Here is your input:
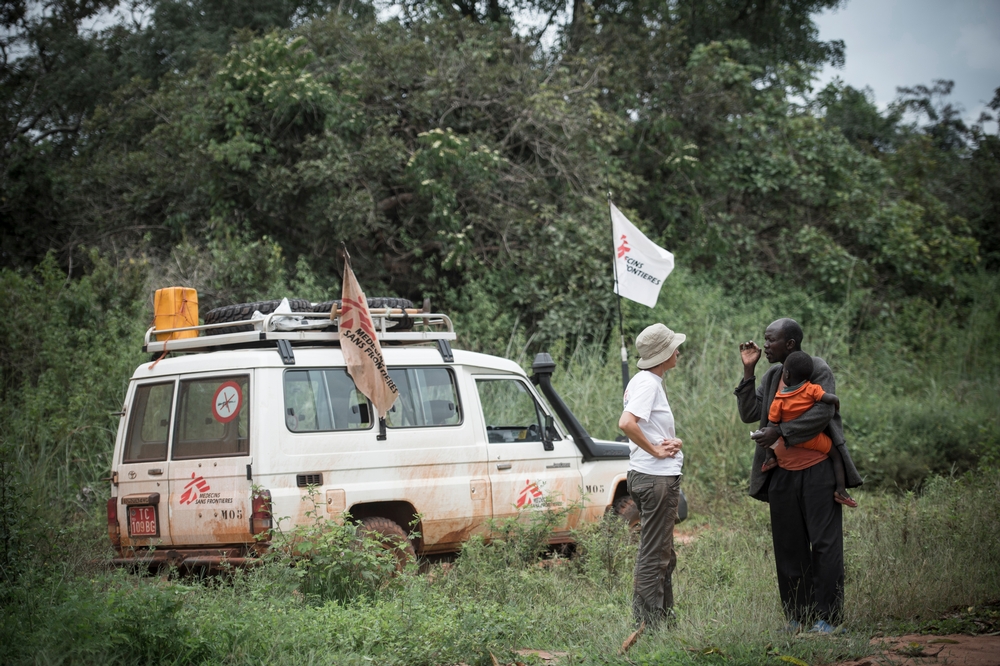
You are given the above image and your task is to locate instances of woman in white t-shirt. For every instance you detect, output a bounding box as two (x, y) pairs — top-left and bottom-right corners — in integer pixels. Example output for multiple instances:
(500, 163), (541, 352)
(618, 323), (685, 633)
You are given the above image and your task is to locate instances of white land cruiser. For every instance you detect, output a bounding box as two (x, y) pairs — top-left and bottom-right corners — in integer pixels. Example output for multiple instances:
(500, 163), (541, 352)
(107, 299), (641, 570)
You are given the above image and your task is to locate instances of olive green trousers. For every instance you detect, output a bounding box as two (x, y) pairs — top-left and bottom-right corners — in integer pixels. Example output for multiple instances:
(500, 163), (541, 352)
(627, 471), (680, 626)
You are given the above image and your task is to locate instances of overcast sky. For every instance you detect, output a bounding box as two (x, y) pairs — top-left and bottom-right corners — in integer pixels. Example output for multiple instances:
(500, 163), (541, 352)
(813, 0), (1000, 131)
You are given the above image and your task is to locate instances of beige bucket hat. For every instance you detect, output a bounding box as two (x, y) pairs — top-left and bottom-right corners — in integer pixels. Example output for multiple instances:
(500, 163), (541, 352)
(635, 323), (686, 370)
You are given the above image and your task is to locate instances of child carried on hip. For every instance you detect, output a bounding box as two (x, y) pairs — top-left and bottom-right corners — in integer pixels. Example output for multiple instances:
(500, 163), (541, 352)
(755, 351), (856, 508)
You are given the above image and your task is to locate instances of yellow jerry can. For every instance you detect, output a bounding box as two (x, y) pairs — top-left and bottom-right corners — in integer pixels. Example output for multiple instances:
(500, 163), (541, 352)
(153, 287), (199, 341)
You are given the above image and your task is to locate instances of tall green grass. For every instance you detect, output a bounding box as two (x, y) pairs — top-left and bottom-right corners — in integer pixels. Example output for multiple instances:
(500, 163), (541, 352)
(845, 473), (1000, 624)
(0, 252), (149, 581)
(3, 470), (998, 665)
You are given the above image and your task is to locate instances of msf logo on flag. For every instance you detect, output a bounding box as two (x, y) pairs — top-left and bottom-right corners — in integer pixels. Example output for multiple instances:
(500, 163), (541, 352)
(610, 203), (674, 308)
(338, 257), (399, 418)
(180, 473), (210, 505)
(340, 296), (377, 341)
(617, 235), (631, 258)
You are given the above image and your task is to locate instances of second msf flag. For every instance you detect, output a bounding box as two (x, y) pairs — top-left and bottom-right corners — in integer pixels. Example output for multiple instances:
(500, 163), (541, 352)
(611, 202), (674, 308)
(338, 263), (399, 417)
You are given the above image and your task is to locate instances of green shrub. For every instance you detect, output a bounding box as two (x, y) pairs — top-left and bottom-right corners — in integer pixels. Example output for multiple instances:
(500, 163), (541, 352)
(571, 511), (636, 592)
(270, 490), (407, 603)
(155, 233), (333, 313)
(0, 250), (148, 498)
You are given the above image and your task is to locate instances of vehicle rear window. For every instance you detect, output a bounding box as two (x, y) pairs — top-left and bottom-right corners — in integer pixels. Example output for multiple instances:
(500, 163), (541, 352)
(386, 367), (461, 428)
(123, 382), (174, 462)
(283, 369), (372, 432)
(172, 375), (249, 459)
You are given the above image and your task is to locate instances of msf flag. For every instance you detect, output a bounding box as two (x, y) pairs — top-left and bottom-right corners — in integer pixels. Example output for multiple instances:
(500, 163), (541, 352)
(337, 264), (399, 417)
(611, 203), (674, 308)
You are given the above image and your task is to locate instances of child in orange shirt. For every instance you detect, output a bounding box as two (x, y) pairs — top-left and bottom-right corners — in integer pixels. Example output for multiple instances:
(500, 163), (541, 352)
(758, 351), (856, 507)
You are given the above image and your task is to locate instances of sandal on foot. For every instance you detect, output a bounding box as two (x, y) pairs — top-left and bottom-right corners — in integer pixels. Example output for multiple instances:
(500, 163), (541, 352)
(834, 491), (857, 508)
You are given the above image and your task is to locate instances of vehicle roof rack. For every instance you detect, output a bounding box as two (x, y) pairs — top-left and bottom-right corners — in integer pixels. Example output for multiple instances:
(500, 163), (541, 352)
(143, 308), (456, 355)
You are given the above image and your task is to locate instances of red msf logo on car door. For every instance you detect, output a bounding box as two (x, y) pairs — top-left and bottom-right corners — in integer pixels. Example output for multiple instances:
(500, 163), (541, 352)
(516, 479), (543, 508)
(179, 473), (211, 505)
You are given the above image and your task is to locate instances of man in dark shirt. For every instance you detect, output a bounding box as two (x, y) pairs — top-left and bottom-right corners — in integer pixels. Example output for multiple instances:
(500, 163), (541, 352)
(734, 318), (862, 633)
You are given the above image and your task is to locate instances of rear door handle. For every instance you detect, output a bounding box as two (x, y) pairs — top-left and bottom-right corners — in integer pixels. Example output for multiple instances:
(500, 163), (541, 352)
(148, 468), (163, 476)
(496, 463), (511, 470)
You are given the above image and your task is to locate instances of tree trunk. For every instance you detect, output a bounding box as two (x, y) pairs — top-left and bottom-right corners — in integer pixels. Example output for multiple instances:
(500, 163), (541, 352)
(569, 0), (587, 51)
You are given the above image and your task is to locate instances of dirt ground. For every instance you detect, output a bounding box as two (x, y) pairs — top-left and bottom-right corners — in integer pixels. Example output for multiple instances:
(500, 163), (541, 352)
(495, 635), (1000, 666)
(832, 601), (1000, 666)
(834, 634), (1000, 666)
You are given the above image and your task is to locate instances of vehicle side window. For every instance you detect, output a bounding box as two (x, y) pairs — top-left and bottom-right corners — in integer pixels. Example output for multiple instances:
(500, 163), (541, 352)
(123, 382), (174, 462)
(476, 378), (544, 443)
(386, 368), (461, 428)
(283, 369), (372, 432)
(172, 375), (249, 459)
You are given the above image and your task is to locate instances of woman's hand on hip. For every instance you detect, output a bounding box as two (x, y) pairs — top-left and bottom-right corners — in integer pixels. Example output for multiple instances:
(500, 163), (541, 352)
(655, 438), (683, 458)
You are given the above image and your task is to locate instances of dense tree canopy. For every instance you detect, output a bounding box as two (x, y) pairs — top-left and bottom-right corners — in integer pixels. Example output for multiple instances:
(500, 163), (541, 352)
(1, 0), (997, 338)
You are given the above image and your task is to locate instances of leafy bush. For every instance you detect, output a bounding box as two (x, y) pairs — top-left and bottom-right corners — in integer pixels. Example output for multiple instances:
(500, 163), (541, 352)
(444, 500), (576, 608)
(848, 402), (995, 489)
(842, 271), (1000, 489)
(269, 490), (408, 603)
(571, 510), (636, 592)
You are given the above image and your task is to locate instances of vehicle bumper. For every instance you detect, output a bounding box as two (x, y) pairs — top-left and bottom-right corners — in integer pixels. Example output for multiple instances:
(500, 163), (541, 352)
(110, 546), (265, 571)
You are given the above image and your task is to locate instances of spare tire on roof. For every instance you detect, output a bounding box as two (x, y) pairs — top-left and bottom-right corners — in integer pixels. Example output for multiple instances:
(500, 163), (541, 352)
(203, 299), (313, 335)
(314, 297), (416, 331)
(312, 297), (414, 313)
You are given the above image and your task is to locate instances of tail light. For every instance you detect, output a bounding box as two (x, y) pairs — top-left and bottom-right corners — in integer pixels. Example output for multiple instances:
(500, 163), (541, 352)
(251, 489), (272, 540)
(107, 497), (121, 550)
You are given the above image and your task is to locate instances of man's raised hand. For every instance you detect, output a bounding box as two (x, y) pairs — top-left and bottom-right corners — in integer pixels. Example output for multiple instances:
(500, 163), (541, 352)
(740, 340), (761, 373)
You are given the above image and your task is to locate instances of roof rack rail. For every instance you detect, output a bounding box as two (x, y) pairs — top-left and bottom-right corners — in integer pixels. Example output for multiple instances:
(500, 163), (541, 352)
(143, 308), (456, 355)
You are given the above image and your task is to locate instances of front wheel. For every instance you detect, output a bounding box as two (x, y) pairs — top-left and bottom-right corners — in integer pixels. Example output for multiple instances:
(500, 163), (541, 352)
(358, 516), (415, 571)
(612, 489), (688, 530)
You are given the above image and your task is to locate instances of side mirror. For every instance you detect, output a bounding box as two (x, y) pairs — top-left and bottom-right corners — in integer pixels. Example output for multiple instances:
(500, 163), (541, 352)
(542, 415), (554, 451)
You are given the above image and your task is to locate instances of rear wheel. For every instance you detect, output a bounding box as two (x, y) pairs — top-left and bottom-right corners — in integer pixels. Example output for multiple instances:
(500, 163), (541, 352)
(358, 516), (415, 571)
(613, 495), (640, 531)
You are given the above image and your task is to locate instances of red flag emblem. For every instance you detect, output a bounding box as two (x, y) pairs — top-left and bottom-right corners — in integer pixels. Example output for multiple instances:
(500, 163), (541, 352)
(617, 235), (631, 258)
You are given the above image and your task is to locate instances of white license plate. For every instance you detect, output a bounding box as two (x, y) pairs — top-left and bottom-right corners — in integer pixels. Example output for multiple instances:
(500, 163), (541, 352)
(128, 505), (159, 537)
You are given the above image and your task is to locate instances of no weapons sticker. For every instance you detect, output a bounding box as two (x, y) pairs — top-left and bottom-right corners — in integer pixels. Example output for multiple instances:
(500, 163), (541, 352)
(212, 381), (242, 423)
